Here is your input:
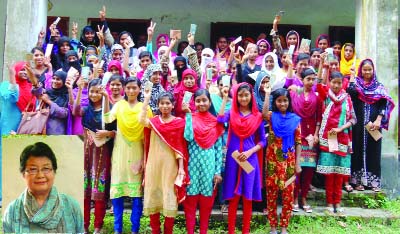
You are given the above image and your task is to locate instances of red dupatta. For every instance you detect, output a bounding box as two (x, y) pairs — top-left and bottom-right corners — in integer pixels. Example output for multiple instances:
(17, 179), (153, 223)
(228, 83), (264, 187)
(147, 116), (189, 203)
(192, 112), (224, 149)
(319, 87), (354, 156)
(14, 62), (35, 112)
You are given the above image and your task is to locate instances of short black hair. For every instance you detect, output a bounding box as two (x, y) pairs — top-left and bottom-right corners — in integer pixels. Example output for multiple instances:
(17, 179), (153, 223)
(124, 77), (142, 101)
(271, 88), (293, 112)
(194, 88), (211, 102)
(20, 142), (58, 173)
(296, 53), (310, 63)
(31, 46), (44, 54)
(236, 83), (253, 109)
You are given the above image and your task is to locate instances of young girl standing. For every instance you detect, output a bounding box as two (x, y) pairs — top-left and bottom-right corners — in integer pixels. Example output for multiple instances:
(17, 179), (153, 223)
(73, 78), (114, 233)
(103, 77), (153, 234)
(290, 68), (322, 213)
(182, 89), (225, 234)
(316, 71), (356, 215)
(140, 91), (188, 234)
(218, 83), (265, 234)
(262, 88), (302, 234)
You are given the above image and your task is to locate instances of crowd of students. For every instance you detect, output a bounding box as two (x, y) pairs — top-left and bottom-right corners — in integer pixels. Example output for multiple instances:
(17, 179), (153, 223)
(0, 5), (395, 234)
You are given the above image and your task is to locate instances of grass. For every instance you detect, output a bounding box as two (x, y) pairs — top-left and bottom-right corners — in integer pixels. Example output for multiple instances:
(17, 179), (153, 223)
(88, 198), (400, 234)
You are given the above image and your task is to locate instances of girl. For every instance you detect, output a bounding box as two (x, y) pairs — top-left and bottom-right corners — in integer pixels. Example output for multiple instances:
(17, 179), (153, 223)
(310, 48), (322, 72)
(218, 83), (265, 234)
(262, 88), (302, 234)
(315, 34), (330, 52)
(140, 90), (188, 234)
(254, 70), (271, 112)
(316, 71), (357, 215)
(30, 47), (53, 88)
(66, 72), (89, 135)
(340, 43), (360, 77)
(235, 43), (261, 87)
(0, 62), (35, 135)
(73, 78), (114, 233)
(103, 77), (153, 234)
(173, 69), (199, 118)
(183, 89), (224, 234)
(261, 52), (287, 91)
(50, 36), (73, 71)
(332, 41), (342, 58)
(137, 51), (153, 80)
(255, 39), (271, 66)
(139, 64), (165, 114)
(284, 53), (309, 89)
(33, 70), (70, 135)
(107, 74), (124, 105)
(347, 59), (394, 191)
(290, 68), (322, 213)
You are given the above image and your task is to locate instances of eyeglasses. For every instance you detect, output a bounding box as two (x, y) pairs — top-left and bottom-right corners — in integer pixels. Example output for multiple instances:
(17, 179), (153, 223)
(25, 167), (53, 175)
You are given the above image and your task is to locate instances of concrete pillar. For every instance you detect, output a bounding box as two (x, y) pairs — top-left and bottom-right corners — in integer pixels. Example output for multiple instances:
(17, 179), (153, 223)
(2, 0), (47, 81)
(355, 0), (399, 196)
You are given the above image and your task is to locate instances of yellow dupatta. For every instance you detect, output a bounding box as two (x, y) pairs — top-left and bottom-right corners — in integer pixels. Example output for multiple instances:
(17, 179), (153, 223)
(115, 100), (152, 142)
(340, 43), (360, 76)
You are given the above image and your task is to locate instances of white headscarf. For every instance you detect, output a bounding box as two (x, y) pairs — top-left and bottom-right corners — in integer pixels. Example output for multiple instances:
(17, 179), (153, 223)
(261, 52), (285, 91)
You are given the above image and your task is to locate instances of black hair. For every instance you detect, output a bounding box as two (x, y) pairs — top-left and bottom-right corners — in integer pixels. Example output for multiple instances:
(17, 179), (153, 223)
(20, 142), (58, 173)
(329, 71), (344, 81)
(343, 43), (355, 50)
(310, 48), (322, 56)
(296, 53), (310, 63)
(301, 68), (316, 79)
(138, 51), (153, 62)
(194, 88), (211, 103)
(57, 36), (72, 54)
(118, 31), (133, 43)
(108, 74), (125, 86)
(271, 88), (293, 113)
(317, 35), (329, 42)
(177, 41), (189, 56)
(124, 77), (141, 101)
(31, 46), (44, 54)
(88, 78), (102, 89)
(333, 41), (342, 46)
(236, 83), (253, 109)
(157, 91), (175, 105)
(194, 42), (205, 49)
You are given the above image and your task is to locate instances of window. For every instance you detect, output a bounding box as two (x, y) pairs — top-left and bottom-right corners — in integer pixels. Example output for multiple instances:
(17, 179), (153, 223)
(328, 26), (355, 44)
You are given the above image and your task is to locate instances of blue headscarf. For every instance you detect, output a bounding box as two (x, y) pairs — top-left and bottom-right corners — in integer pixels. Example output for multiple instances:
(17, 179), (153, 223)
(271, 111), (301, 158)
(254, 70), (271, 112)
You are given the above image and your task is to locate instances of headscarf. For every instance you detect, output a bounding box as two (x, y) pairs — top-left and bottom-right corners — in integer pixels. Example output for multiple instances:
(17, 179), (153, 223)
(79, 26), (99, 47)
(200, 60), (219, 88)
(107, 60), (123, 76)
(192, 111), (225, 149)
(51, 36), (72, 71)
(285, 30), (300, 51)
(63, 50), (81, 74)
(255, 39), (271, 66)
(111, 44), (124, 55)
(271, 111), (301, 158)
(261, 52), (286, 91)
(46, 70), (69, 108)
(140, 64), (165, 113)
(174, 56), (188, 82)
(340, 43), (360, 76)
(154, 34), (170, 61)
(254, 70), (271, 112)
(355, 59), (395, 130)
(229, 83), (263, 146)
(14, 62), (36, 112)
(173, 69), (199, 117)
(157, 46), (174, 71)
(315, 34), (330, 49)
(42, 26), (63, 55)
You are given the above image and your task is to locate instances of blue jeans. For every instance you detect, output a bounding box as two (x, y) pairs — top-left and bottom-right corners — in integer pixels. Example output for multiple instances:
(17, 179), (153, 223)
(112, 197), (143, 232)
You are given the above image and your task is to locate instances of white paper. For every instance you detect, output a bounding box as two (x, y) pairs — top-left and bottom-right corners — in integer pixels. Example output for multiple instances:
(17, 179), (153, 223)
(232, 36), (242, 45)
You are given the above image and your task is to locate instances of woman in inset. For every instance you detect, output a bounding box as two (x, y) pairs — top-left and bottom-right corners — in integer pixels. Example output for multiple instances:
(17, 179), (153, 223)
(3, 142), (83, 233)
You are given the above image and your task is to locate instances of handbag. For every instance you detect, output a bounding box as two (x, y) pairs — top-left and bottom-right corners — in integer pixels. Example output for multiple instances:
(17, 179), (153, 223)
(17, 100), (49, 134)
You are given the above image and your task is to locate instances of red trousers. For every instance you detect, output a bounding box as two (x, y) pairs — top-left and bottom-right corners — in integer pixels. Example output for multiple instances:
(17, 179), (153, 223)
(228, 195), (253, 234)
(84, 198), (106, 230)
(266, 181), (295, 228)
(184, 192), (216, 234)
(149, 213), (174, 234)
(325, 174), (344, 204)
(294, 167), (314, 200)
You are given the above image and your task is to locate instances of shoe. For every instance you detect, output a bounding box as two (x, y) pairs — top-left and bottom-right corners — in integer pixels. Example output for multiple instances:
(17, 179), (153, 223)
(324, 207), (335, 215)
(336, 207), (345, 216)
(302, 205), (313, 213)
(292, 204), (300, 212)
(344, 185), (353, 192)
(372, 187), (381, 192)
(355, 185), (365, 191)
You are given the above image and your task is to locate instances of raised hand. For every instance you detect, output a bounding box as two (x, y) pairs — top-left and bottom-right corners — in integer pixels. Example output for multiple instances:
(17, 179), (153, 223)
(99, 5), (106, 21)
(49, 23), (57, 37)
(7, 62), (16, 84)
(187, 32), (194, 45)
(97, 25), (105, 47)
(71, 22), (78, 39)
(38, 27), (46, 40)
(147, 21), (156, 37)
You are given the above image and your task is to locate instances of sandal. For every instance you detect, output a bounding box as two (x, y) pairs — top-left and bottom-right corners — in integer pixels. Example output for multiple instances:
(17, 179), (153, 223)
(372, 187), (381, 192)
(292, 204), (300, 212)
(355, 185), (365, 191)
(344, 184), (353, 192)
(303, 205), (313, 213)
(324, 207), (335, 215)
(336, 207), (345, 216)
(221, 204), (228, 213)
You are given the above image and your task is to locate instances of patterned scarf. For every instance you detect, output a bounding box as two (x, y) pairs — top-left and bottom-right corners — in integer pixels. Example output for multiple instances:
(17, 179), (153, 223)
(140, 64), (165, 114)
(354, 59), (395, 130)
